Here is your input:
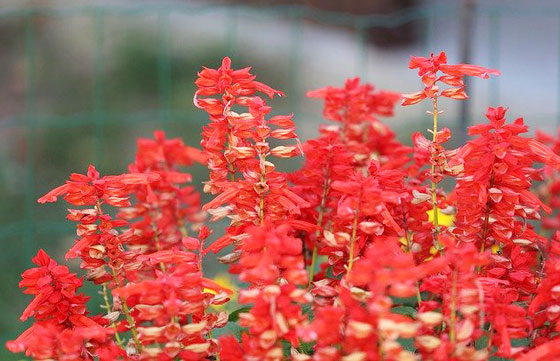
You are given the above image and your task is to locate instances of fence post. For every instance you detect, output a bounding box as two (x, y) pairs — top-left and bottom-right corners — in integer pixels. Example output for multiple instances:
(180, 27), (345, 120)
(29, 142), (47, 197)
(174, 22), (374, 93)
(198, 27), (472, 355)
(488, 11), (501, 106)
(458, 0), (475, 144)
(356, 21), (369, 79)
(93, 8), (105, 166)
(289, 11), (303, 117)
(23, 13), (37, 256)
(158, 11), (172, 130)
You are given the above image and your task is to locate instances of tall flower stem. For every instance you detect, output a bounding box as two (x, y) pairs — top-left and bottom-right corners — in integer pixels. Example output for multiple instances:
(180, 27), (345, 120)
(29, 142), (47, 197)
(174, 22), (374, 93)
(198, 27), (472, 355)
(308, 173), (330, 286)
(150, 217), (167, 272)
(347, 209), (360, 273)
(449, 268), (458, 344)
(258, 154), (267, 226)
(95, 201), (140, 349)
(479, 173), (495, 255)
(178, 218), (189, 237)
(101, 283), (123, 346)
(111, 269), (143, 353)
(308, 246), (319, 287)
(226, 122), (236, 182)
(415, 281), (422, 305)
(223, 101), (237, 182)
(431, 97), (441, 250)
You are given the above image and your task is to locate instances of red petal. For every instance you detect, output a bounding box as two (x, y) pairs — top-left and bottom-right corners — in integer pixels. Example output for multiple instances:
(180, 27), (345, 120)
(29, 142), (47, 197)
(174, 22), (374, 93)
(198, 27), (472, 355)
(201, 277), (234, 295)
(401, 91), (427, 106)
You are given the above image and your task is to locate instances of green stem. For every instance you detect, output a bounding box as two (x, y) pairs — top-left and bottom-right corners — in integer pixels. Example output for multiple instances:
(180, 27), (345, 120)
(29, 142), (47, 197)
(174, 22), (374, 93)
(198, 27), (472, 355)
(449, 268), (458, 344)
(308, 173), (330, 286)
(258, 152), (267, 225)
(308, 245), (318, 287)
(150, 218), (167, 272)
(347, 210), (360, 273)
(111, 269), (143, 352)
(178, 218), (189, 237)
(101, 282), (123, 346)
(431, 97), (442, 252)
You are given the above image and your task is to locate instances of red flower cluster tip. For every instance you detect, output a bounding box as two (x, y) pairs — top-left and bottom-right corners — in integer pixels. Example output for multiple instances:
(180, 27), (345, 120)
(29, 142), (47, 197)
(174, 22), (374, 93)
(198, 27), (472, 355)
(402, 51), (500, 105)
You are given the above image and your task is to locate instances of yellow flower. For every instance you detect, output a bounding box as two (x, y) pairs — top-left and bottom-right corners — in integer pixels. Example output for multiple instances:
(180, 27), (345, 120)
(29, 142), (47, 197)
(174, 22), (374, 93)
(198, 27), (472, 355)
(427, 208), (454, 227)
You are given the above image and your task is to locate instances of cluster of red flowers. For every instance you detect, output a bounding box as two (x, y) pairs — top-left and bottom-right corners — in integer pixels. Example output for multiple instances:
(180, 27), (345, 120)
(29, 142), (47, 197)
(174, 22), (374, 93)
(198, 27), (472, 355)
(8, 52), (560, 361)
(6, 249), (120, 360)
(402, 51), (500, 106)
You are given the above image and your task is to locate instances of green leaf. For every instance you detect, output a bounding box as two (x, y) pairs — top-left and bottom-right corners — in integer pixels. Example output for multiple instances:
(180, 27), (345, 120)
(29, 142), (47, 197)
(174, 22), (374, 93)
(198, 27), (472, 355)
(282, 340), (291, 357)
(397, 337), (416, 352)
(474, 335), (488, 350)
(302, 303), (312, 315)
(228, 306), (252, 322)
(299, 341), (315, 355)
(325, 266), (342, 280)
(391, 305), (417, 318)
(391, 293), (426, 306)
(511, 338), (530, 347)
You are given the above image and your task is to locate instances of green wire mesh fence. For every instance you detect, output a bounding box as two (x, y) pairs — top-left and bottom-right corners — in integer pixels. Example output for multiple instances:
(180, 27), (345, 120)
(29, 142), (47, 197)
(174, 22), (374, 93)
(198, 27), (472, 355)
(0, 2), (453, 262)
(1, 2), (559, 357)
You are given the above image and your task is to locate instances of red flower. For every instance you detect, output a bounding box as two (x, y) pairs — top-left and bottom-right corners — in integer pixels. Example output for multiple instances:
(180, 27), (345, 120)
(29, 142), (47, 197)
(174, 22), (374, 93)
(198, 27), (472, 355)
(218, 335), (244, 361)
(38, 164), (158, 207)
(230, 222), (308, 286)
(122, 131), (205, 255)
(454, 107), (559, 249)
(402, 51), (500, 106)
(232, 284), (310, 360)
(18, 249), (88, 323)
(195, 58), (311, 256)
(7, 322), (119, 361)
(307, 77), (400, 126)
(7, 250), (120, 360)
(194, 57), (284, 101)
(135, 130), (206, 168)
(307, 78), (405, 167)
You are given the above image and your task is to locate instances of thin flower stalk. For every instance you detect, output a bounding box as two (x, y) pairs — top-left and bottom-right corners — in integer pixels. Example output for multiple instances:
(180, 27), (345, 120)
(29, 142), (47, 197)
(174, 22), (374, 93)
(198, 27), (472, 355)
(430, 97), (442, 249)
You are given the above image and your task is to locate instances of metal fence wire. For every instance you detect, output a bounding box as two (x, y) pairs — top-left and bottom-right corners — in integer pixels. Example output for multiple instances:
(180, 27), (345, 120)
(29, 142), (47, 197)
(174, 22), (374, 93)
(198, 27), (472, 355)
(0, 3), (451, 254)
(0, 1), (559, 353)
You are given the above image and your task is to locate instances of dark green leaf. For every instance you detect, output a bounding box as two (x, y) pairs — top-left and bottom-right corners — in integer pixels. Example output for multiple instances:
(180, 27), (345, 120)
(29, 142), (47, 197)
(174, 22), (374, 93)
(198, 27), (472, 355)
(228, 306), (252, 322)
(391, 305), (417, 318)
(397, 338), (416, 352)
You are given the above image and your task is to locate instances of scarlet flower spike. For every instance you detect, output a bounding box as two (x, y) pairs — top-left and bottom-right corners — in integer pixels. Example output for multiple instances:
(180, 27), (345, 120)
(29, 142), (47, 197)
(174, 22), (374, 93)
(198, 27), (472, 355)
(402, 51), (500, 106)
(194, 56), (312, 257)
(194, 56), (284, 107)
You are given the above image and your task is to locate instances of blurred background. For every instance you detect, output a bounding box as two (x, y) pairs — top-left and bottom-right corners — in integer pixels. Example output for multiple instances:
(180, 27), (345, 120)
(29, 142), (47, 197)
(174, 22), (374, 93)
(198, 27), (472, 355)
(1, 0), (559, 358)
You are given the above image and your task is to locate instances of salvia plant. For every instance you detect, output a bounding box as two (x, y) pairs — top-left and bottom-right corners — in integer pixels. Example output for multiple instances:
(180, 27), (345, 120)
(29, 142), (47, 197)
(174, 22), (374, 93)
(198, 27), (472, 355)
(8, 52), (560, 361)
